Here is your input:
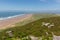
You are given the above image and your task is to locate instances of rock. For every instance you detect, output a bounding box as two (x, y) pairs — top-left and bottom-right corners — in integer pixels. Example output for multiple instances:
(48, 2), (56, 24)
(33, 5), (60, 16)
(48, 23), (54, 28)
(6, 31), (13, 37)
(42, 22), (50, 26)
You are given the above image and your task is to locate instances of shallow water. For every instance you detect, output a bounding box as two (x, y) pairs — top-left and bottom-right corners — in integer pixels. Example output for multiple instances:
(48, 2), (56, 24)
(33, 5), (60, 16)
(0, 11), (25, 20)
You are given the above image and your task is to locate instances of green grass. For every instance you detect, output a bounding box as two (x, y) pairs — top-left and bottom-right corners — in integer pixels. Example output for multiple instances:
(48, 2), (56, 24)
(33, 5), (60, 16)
(15, 13), (57, 26)
(0, 14), (60, 40)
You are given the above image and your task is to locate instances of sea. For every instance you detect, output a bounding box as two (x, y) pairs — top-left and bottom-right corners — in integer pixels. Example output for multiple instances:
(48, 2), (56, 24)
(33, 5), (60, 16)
(0, 11), (26, 20)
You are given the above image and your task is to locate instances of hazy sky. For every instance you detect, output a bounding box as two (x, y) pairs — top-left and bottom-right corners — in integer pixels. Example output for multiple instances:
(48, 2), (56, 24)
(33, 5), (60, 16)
(0, 0), (60, 11)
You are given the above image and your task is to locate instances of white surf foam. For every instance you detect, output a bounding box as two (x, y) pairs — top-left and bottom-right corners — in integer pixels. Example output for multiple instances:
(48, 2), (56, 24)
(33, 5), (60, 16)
(0, 14), (25, 20)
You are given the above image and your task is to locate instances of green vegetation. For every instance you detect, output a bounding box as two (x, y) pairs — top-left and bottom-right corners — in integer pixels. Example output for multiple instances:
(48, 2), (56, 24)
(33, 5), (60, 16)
(0, 14), (60, 40)
(15, 13), (57, 26)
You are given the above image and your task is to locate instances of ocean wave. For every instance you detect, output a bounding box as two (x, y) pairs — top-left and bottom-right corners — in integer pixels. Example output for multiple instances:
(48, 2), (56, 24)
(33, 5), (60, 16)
(0, 14), (25, 20)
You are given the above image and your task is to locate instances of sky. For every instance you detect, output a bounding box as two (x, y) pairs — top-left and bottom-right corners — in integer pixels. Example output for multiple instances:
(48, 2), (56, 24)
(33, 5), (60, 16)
(0, 0), (60, 11)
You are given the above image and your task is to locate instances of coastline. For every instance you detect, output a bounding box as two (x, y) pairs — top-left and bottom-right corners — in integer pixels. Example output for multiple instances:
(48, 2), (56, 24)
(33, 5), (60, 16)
(0, 14), (25, 20)
(0, 14), (33, 30)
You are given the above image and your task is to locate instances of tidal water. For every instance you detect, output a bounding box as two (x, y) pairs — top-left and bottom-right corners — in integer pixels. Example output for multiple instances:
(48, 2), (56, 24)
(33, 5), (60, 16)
(0, 11), (25, 20)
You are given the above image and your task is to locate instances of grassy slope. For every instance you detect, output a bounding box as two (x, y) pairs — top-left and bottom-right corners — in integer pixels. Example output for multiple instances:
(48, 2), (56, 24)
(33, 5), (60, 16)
(0, 14), (60, 40)
(14, 16), (60, 36)
(15, 13), (57, 26)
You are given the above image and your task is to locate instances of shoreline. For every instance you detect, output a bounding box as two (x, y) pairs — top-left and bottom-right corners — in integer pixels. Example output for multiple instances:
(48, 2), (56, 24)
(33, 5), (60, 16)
(0, 14), (33, 30)
(0, 14), (25, 20)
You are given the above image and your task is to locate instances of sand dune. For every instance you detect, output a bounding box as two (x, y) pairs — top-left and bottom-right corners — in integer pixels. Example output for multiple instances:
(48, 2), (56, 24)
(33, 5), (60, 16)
(0, 14), (33, 30)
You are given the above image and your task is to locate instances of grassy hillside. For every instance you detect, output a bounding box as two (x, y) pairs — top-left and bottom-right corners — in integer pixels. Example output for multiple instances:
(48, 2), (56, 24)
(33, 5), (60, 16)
(33, 13), (57, 19)
(14, 16), (60, 36)
(15, 13), (57, 26)
(0, 15), (60, 40)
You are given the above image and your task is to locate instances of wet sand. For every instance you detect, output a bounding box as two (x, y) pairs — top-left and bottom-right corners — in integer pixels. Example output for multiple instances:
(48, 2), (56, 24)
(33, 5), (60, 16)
(0, 14), (33, 30)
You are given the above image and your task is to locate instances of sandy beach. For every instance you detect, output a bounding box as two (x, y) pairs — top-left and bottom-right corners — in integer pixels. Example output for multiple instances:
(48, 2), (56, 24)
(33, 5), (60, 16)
(0, 14), (33, 30)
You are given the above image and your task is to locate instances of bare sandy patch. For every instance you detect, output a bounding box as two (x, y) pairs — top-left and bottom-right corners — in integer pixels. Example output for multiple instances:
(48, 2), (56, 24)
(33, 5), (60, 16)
(0, 14), (33, 30)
